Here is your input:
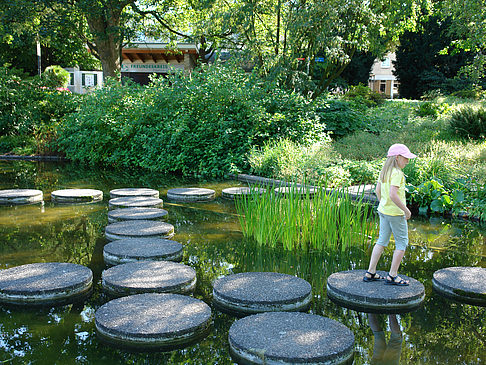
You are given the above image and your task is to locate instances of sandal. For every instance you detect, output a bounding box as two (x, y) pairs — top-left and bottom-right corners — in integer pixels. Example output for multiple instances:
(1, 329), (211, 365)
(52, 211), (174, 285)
(385, 274), (409, 286)
(363, 271), (384, 282)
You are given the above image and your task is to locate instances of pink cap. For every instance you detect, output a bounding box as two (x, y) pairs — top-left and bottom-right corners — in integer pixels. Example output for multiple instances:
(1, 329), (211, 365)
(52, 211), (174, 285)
(387, 144), (417, 158)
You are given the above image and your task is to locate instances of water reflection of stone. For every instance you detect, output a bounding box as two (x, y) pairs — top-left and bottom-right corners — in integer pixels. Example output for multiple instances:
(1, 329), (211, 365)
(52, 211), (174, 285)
(368, 313), (403, 365)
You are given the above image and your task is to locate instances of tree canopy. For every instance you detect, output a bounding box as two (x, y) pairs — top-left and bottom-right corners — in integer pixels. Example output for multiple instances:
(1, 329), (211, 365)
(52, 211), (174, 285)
(1, 0), (484, 95)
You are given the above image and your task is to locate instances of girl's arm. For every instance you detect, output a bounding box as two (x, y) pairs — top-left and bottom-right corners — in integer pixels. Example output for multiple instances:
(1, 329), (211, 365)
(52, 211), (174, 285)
(389, 185), (411, 219)
(375, 182), (381, 202)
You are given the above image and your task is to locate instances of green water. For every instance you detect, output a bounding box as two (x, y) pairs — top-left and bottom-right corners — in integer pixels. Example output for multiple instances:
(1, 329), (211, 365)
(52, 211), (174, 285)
(0, 160), (485, 364)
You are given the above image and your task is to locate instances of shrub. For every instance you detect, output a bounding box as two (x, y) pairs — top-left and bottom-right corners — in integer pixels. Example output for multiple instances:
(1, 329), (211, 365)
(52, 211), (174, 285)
(340, 159), (381, 184)
(413, 101), (451, 118)
(43, 65), (70, 87)
(407, 178), (464, 215)
(0, 66), (79, 138)
(451, 86), (485, 100)
(449, 105), (486, 139)
(343, 84), (385, 107)
(57, 63), (327, 178)
(314, 99), (372, 138)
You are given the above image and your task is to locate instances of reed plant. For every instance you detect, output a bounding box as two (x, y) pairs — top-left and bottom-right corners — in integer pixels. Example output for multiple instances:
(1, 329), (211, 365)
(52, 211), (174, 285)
(235, 184), (378, 253)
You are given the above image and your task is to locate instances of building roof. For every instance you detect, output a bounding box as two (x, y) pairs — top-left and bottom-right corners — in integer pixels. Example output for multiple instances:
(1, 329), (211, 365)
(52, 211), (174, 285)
(122, 42), (198, 63)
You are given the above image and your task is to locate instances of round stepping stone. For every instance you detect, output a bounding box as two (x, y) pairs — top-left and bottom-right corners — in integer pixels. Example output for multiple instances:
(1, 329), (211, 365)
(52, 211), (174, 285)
(109, 188), (159, 198)
(103, 238), (183, 265)
(95, 293), (211, 350)
(432, 267), (486, 306)
(326, 270), (425, 313)
(221, 187), (266, 200)
(51, 188), (103, 203)
(0, 189), (43, 205)
(167, 188), (215, 202)
(274, 186), (318, 198)
(0, 262), (92, 305)
(212, 272), (312, 315)
(108, 196), (163, 209)
(105, 220), (174, 241)
(108, 207), (168, 223)
(229, 312), (354, 365)
(102, 260), (196, 296)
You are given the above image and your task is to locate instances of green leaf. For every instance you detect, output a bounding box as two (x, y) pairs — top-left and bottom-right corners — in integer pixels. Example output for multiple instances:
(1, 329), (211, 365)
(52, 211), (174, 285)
(430, 199), (444, 212)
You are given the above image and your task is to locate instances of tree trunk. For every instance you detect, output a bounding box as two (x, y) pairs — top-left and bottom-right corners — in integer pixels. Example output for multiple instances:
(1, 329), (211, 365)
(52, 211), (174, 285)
(85, 8), (124, 81)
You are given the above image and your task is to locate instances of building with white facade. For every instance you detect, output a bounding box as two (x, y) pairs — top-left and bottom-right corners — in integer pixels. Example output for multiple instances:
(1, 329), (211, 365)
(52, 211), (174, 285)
(368, 53), (399, 99)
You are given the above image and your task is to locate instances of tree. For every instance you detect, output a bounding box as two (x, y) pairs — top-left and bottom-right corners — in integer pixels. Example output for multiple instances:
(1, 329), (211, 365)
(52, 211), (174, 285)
(439, 0), (486, 82)
(130, 0), (430, 97)
(0, 0), (99, 75)
(394, 15), (477, 99)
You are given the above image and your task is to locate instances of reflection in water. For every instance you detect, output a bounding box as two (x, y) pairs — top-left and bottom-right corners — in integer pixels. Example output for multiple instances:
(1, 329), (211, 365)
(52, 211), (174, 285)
(0, 160), (485, 364)
(368, 313), (403, 365)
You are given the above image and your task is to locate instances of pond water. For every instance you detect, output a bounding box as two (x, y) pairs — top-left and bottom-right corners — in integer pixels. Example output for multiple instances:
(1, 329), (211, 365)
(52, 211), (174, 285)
(0, 160), (485, 364)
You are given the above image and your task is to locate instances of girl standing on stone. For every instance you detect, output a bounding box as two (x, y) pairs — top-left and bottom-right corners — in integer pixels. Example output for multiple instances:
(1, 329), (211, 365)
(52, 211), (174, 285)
(363, 143), (416, 286)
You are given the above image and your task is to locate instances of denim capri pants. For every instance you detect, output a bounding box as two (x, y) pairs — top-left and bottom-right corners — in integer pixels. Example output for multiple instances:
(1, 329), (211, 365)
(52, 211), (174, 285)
(376, 212), (409, 251)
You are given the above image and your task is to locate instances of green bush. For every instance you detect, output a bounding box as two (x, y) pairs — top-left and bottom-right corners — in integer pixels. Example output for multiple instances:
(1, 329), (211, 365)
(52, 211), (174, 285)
(0, 66), (79, 138)
(451, 86), (485, 100)
(315, 98), (373, 138)
(343, 84), (385, 107)
(43, 65), (70, 88)
(56, 63), (326, 178)
(413, 101), (451, 118)
(449, 105), (486, 139)
(407, 178), (464, 215)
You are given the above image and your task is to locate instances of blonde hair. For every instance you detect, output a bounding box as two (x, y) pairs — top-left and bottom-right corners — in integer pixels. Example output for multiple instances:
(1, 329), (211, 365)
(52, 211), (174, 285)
(379, 156), (400, 183)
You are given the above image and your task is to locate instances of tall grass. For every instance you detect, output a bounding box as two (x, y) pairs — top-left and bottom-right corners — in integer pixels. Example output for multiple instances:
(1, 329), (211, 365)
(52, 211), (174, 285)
(235, 184), (378, 253)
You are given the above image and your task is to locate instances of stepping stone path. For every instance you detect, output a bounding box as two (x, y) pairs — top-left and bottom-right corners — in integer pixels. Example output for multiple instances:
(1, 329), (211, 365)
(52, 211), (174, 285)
(229, 312), (355, 365)
(110, 188), (159, 198)
(326, 270), (425, 313)
(102, 260), (196, 296)
(105, 220), (174, 241)
(0, 262), (92, 305)
(95, 293), (212, 350)
(274, 186), (318, 198)
(432, 266), (486, 306)
(221, 187), (266, 200)
(108, 207), (168, 223)
(0, 189), (43, 205)
(212, 272), (312, 315)
(51, 188), (103, 203)
(108, 196), (163, 209)
(167, 188), (215, 202)
(103, 238), (183, 265)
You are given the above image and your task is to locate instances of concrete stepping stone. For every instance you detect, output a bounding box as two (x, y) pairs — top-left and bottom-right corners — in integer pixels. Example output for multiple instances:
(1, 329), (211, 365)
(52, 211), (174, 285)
(108, 196), (163, 209)
(274, 186), (318, 198)
(108, 207), (168, 223)
(109, 188), (159, 198)
(229, 312), (354, 365)
(432, 266), (486, 306)
(212, 272), (312, 315)
(0, 262), (92, 306)
(95, 293), (211, 350)
(103, 238), (183, 265)
(167, 188), (215, 202)
(221, 187), (266, 200)
(105, 220), (174, 241)
(51, 188), (103, 203)
(326, 270), (425, 313)
(102, 260), (196, 296)
(0, 189), (43, 205)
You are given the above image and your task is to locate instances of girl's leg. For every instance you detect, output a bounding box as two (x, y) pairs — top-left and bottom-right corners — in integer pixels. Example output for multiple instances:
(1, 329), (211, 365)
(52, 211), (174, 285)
(388, 215), (409, 283)
(389, 249), (406, 278)
(366, 212), (391, 277)
(367, 244), (385, 274)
